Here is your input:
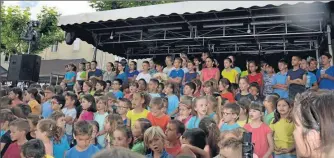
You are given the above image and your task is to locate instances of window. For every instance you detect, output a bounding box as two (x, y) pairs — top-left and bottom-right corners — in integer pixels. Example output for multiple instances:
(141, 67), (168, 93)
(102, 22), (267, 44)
(73, 38), (80, 51)
(51, 42), (58, 52)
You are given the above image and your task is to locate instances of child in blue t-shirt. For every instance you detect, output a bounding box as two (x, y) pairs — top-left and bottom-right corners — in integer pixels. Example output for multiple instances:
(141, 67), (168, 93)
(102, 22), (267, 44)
(65, 120), (100, 158)
(112, 79), (124, 99)
(219, 103), (240, 132)
(168, 57), (184, 85)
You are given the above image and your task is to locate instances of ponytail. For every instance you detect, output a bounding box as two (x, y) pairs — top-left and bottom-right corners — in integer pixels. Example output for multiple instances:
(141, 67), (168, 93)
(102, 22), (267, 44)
(199, 117), (220, 157)
(38, 119), (62, 144)
(27, 88), (41, 104)
(54, 126), (63, 144)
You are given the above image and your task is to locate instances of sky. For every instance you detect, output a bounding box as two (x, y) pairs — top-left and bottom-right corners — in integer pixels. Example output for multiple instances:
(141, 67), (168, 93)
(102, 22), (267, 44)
(3, 1), (96, 20)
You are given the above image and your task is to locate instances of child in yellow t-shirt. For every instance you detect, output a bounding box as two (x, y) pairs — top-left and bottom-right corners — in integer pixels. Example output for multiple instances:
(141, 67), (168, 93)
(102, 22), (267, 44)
(269, 99), (295, 157)
(25, 88), (41, 115)
(126, 92), (150, 127)
(221, 58), (239, 84)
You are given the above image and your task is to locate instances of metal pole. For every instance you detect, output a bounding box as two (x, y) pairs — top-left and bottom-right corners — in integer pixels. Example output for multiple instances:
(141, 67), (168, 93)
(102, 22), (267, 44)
(327, 25), (333, 65)
(56, 75), (59, 85)
(49, 73), (52, 85)
(93, 46), (98, 61)
(315, 41), (320, 68)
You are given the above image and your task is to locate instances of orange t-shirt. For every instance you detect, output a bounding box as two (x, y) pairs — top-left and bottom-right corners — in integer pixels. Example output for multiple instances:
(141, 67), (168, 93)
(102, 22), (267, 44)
(147, 112), (170, 131)
(221, 92), (236, 103)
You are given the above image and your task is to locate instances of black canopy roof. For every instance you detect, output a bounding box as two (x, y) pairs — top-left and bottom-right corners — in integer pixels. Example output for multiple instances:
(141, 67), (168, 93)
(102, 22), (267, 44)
(58, 1), (332, 59)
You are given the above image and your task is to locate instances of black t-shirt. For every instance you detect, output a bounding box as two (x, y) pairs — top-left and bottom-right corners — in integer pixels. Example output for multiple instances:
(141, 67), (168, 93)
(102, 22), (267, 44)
(26, 132), (34, 140)
(235, 93), (253, 101)
(0, 131), (12, 157)
(310, 69), (318, 75)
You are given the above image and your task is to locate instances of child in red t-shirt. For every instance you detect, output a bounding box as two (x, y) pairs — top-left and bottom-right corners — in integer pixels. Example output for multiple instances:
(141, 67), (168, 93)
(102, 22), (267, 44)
(147, 97), (170, 131)
(247, 61), (263, 88)
(3, 119), (29, 158)
(244, 102), (274, 158)
(219, 78), (236, 103)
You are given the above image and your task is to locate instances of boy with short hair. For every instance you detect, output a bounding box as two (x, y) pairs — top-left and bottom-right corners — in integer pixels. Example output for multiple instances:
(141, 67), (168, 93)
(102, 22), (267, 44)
(287, 56), (307, 100)
(219, 103), (240, 132)
(21, 139), (51, 158)
(95, 80), (106, 96)
(168, 57), (184, 85)
(301, 59), (318, 90)
(3, 118), (30, 158)
(165, 120), (191, 157)
(117, 98), (131, 125)
(136, 61), (152, 83)
(62, 92), (78, 144)
(317, 53), (334, 90)
(249, 82), (262, 102)
(147, 97), (170, 131)
(112, 79), (124, 99)
(153, 62), (168, 83)
(272, 59), (289, 99)
(183, 82), (196, 97)
(65, 120), (100, 158)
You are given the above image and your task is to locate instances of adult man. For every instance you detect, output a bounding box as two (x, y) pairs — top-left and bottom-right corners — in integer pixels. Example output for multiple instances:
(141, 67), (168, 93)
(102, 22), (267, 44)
(316, 53), (334, 90)
(87, 61), (103, 80)
(163, 55), (175, 76)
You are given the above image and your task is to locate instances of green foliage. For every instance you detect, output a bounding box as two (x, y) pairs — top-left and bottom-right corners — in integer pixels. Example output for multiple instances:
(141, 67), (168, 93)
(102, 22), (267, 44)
(0, 6), (64, 55)
(89, 1), (176, 11)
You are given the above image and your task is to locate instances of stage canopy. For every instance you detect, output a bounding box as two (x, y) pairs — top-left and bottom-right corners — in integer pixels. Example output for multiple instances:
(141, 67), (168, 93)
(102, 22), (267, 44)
(58, 1), (331, 59)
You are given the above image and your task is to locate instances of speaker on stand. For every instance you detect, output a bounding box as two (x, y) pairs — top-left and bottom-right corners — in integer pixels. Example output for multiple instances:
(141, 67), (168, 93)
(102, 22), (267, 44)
(7, 54), (41, 83)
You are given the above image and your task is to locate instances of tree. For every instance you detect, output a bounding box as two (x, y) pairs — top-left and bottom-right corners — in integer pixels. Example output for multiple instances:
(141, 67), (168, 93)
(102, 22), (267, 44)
(89, 1), (176, 11)
(0, 6), (64, 55)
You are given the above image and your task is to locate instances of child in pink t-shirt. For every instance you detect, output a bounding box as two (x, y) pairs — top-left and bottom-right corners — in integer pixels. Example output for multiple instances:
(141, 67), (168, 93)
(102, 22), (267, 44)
(244, 102), (274, 158)
(79, 94), (96, 121)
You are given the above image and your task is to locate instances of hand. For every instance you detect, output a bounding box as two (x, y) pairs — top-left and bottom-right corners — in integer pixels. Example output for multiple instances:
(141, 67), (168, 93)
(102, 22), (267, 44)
(321, 74), (329, 79)
(274, 146), (282, 153)
(280, 148), (290, 154)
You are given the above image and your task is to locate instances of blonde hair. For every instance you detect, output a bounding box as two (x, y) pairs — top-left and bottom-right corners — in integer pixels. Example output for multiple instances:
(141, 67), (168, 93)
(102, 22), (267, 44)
(149, 97), (164, 109)
(192, 96), (207, 116)
(206, 95), (220, 121)
(144, 126), (166, 147)
(203, 79), (218, 94)
(179, 96), (193, 109)
(96, 96), (108, 106)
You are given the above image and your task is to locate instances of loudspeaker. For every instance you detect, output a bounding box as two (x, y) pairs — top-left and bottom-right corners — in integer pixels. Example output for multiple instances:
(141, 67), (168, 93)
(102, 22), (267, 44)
(7, 54), (41, 82)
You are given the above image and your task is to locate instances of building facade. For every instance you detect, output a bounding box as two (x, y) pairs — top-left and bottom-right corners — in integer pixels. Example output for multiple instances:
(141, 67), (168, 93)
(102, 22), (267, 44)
(1, 38), (117, 70)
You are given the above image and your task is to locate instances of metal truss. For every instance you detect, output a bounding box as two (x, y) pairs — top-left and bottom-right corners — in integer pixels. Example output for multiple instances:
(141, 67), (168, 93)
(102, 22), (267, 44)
(79, 6), (327, 57)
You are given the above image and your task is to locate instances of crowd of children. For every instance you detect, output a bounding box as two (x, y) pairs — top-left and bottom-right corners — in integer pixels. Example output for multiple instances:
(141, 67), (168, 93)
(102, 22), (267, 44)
(1, 52), (334, 158)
